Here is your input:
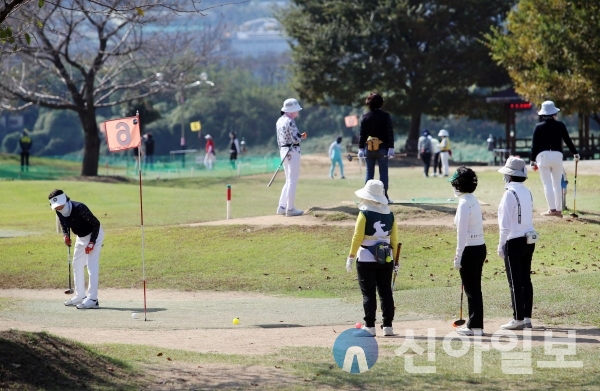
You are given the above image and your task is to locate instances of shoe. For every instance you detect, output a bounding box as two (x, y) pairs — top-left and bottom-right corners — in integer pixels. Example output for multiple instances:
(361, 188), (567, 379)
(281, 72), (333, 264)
(276, 206), (286, 215)
(341, 176), (345, 179)
(64, 297), (85, 306)
(524, 317), (532, 328)
(456, 326), (484, 336)
(76, 299), (99, 309)
(361, 326), (376, 336)
(382, 326), (394, 336)
(286, 208), (303, 217)
(500, 319), (525, 330)
(541, 210), (563, 217)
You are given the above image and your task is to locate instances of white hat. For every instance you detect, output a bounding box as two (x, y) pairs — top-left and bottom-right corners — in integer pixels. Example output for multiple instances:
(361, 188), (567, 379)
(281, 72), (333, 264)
(537, 100), (560, 115)
(281, 98), (302, 113)
(438, 129), (449, 137)
(498, 156), (527, 178)
(49, 193), (67, 210)
(205, 134), (212, 139)
(355, 180), (388, 205)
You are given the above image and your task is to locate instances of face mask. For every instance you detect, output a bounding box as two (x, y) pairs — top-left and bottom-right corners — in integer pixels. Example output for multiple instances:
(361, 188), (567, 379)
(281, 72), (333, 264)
(58, 201), (72, 217)
(504, 174), (511, 188)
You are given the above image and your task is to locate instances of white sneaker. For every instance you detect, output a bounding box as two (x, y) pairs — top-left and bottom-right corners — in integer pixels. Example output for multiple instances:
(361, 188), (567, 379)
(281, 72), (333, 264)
(456, 326), (484, 336)
(500, 319), (525, 330)
(361, 326), (376, 336)
(286, 208), (303, 217)
(64, 297), (85, 306)
(382, 326), (394, 336)
(76, 298), (99, 309)
(276, 206), (286, 215)
(524, 317), (532, 328)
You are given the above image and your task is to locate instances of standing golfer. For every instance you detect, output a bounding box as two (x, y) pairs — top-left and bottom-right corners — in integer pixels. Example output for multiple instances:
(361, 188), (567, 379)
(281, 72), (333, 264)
(328, 136), (345, 179)
(49, 189), (104, 309)
(229, 131), (240, 170)
(497, 157), (537, 330)
(276, 98), (306, 217)
(438, 129), (451, 177)
(530, 101), (579, 217)
(346, 180), (399, 337)
(204, 134), (216, 170)
(449, 166), (486, 336)
(417, 129), (432, 177)
(358, 92), (394, 201)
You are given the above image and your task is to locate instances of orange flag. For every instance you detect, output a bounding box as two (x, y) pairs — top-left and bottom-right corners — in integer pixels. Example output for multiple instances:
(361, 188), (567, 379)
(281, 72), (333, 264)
(103, 115), (141, 152)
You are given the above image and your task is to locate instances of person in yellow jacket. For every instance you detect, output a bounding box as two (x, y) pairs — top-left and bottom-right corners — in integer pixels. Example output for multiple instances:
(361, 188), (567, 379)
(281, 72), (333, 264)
(19, 130), (32, 172)
(346, 180), (400, 337)
(438, 129), (451, 176)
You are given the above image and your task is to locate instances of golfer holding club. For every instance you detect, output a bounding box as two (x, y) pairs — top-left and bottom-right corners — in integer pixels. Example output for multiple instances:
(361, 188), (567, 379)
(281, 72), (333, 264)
(449, 166), (486, 336)
(497, 157), (537, 330)
(346, 180), (400, 337)
(530, 101), (579, 217)
(49, 189), (104, 309)
(276, 98), (306, 217)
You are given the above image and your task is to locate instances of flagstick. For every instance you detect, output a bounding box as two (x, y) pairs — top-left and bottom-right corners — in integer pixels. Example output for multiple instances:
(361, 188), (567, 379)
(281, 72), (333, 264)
(137, 112), (147, 322)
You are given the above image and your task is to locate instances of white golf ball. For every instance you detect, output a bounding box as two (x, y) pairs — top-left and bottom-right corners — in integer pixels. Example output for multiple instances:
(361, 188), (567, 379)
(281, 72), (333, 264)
(132, 313), (139, 319)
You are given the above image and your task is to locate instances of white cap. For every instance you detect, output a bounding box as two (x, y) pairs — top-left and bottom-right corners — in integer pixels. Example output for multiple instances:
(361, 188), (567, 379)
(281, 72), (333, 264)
(281, 98), (302, 113)
(537, 100), (560, 116)
(49, 193), (67, 210)
(205, 134), (212, 139)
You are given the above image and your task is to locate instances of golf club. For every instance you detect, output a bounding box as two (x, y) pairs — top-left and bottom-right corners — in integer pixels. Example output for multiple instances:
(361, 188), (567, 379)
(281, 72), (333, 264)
(570, 159), (579, 218)
(391, 242), (402, 290)
(64, 245), (73, 294)
(347, 153), (407, 162)
(452, 284), (466, 327)
(267, 147), (291, 187)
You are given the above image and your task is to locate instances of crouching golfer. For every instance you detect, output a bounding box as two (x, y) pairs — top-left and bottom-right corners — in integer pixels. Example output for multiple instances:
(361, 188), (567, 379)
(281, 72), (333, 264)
(497, 157), (537, 330)
(49, 189), (104, 309)
(449, 166), (486, 336)
(346, 180), (399, 337)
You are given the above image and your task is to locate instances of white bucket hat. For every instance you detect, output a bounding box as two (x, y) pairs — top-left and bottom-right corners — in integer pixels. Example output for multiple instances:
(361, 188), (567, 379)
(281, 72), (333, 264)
(355, 180), (388, 205)
(438, 129), (449, 137)
(49, 193), (67, 210)
(205, 134), (212, 139)
(498, 156), (527, 178)
(537, 100), (560, 116)
(281, 98), (302, 113)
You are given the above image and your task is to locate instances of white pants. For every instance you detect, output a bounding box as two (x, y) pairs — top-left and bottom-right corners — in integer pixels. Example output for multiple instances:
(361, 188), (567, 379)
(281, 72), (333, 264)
(440, 151), (450, 176)
(537, 151), (564, 211)
(204, 153), (216, 170)
(72, 227), (104, 301)
(278, 147), (301, 210)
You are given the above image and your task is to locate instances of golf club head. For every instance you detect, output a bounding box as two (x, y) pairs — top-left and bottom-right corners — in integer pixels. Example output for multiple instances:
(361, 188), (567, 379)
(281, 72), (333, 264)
(452, 319), (466, 328)
(570, 213), (578, 218)
(64, 288), (74, 294)
(346, 154), (353, 162)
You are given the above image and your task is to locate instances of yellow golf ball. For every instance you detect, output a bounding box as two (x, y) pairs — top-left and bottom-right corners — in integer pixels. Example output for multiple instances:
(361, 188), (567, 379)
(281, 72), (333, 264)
(232, 317), (240, 325)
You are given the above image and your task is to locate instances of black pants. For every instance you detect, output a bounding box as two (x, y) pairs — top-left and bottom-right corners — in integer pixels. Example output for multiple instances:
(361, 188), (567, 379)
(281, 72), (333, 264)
(420, 152), (432, 176)
(433, 152), (441, 174)
(459, 244), (487, 329)
(356, 261), (394, 327)
(230, 151), (237, 169)
(503, 237), (535, 321)
(20, 152), (29, 168)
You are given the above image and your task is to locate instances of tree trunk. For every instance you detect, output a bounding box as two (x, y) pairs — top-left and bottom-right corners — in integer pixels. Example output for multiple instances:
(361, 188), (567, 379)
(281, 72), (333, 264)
(404, 109), (422, 155)
(79, 109), (100, 176)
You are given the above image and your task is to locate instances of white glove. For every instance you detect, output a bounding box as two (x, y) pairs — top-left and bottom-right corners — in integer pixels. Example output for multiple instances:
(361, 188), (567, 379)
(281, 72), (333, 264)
(453, 256), (462, 270)
(497, 243), (505, 258)
(574, 154), (580, 162)
(357, 149), (365, 158)
(346, 256), (355, 273)
(388, 148), (395, 158)
(393, 264), (400, 273)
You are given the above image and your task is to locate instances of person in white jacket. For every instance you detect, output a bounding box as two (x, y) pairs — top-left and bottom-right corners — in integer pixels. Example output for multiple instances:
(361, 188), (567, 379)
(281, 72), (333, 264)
(449, 166), (486, 336)
(497, 157), (537, 330)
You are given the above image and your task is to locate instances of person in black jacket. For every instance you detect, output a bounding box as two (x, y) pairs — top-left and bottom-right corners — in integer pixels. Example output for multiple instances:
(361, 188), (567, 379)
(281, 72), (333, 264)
(19, 130), (32, 172)
(530, 101), (579, 217)
(358, 92), (395, 200)
(143, 133), (155, 170)
(49, 189), (104, 309)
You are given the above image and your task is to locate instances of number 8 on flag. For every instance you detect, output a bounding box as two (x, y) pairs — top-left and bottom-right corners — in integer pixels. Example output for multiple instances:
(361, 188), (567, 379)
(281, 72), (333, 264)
(103, 116), (141, 152)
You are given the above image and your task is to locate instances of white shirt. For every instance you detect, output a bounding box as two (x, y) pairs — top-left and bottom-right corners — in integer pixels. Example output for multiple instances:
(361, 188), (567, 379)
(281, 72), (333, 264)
(498, 182), (535, 246)
(454, 193), (485, 258)
(276, 115), (301, 148)
(430, 137), (440, 154)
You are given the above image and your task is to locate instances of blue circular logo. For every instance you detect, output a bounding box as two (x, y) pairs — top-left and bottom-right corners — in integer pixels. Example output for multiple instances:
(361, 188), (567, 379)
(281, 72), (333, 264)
(332, 329), (379, 374)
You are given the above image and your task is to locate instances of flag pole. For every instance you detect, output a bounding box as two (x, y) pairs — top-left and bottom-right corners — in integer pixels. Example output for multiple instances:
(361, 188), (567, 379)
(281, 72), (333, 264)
(136, 110), (147, 321)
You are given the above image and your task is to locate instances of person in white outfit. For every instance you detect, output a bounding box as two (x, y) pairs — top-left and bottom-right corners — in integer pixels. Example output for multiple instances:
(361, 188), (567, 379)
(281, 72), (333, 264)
(204, 134), (216, 170)
(49, 189), (104, 310)
(497, 157), (537, 330)
(430, 135), (441, 176)
(449, 166), (486, 336)
(276, 98), (306, 217)
(530, 101), (579, 217)
(438, 129), (451, 176)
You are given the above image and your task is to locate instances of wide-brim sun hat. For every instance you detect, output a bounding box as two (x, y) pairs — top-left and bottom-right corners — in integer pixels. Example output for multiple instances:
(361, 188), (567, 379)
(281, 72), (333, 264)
(438, 129), (449, 137)
(355, 180), (388, 205)
(537, 100), (560, 116)
(498, 156), (527, 178)
(49, 193), (67, 210)
(281, 98), (302, 113)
